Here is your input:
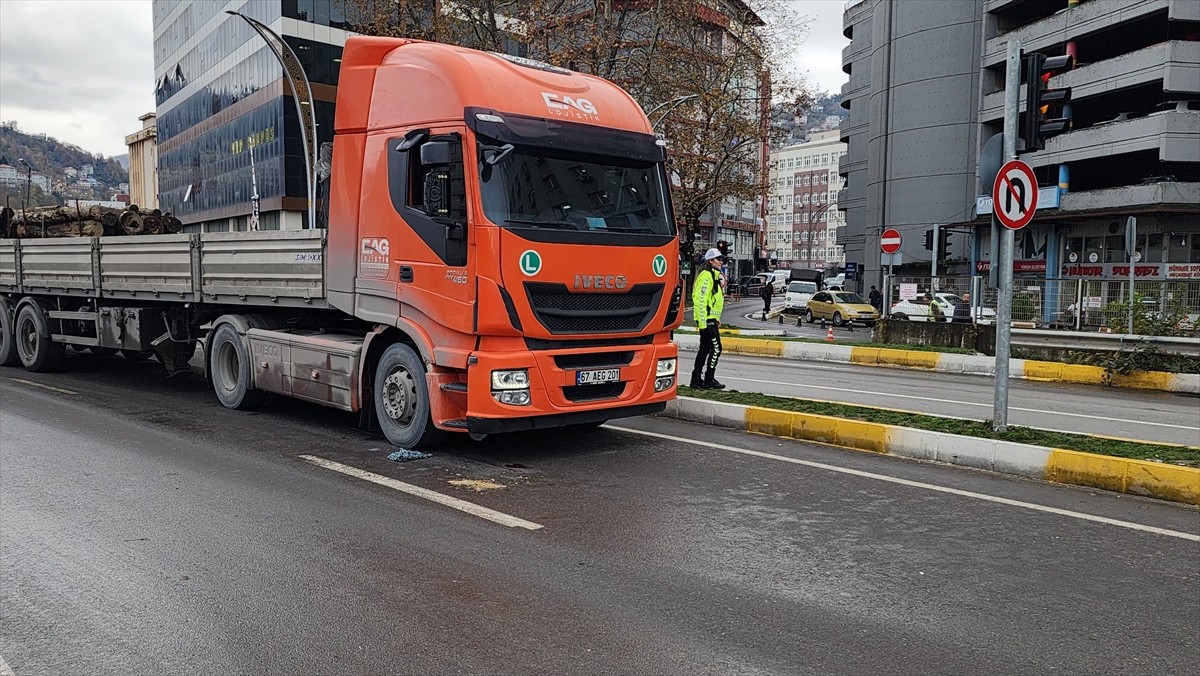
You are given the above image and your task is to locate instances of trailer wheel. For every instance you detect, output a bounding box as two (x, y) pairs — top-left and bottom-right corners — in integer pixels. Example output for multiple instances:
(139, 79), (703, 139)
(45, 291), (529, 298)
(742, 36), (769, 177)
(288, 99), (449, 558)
(0, 299), (20, 367)
(374, 343), (443, 449)
(209, 323), (267, 410)
(14, 303), (66, 372)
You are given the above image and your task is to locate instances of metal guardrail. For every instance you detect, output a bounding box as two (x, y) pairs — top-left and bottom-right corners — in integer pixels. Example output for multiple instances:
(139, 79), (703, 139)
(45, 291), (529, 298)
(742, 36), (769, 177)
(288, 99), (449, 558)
(1011, 328), (1200, 357)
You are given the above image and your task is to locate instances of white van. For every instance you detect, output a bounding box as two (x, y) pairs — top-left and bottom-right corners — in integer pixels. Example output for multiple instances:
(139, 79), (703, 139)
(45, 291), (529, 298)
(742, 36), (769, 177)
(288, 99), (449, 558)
(765, 270), (789, 294)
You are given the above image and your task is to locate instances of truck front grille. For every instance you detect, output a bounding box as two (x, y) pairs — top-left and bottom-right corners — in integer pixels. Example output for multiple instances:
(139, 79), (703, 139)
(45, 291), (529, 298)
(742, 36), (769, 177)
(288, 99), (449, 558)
(524, 283), (663, 335)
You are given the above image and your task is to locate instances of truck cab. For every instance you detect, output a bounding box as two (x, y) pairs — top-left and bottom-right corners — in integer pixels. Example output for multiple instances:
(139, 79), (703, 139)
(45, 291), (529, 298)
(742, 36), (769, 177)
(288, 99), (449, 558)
(324, 39), (682, 446)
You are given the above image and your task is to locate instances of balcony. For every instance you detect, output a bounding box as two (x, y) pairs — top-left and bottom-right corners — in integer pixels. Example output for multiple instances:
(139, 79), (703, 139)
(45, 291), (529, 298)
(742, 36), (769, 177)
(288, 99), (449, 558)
(983, 0), (1167, 68)
(1059, 180), (1200, 215)
(979, 41), (1200, 123)
(1027, 108), (1199, 167)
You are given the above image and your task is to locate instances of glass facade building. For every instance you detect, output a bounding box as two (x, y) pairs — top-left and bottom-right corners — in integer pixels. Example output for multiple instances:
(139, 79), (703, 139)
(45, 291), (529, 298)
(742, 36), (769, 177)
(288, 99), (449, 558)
(153, 0), (346, 230)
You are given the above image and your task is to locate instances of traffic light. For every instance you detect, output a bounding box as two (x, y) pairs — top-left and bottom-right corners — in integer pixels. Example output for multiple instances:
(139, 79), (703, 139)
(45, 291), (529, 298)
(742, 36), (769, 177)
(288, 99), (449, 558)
(937, 229), (952, 260)
(923, 229), (934, 251)
(1021, 52), (1073, 152)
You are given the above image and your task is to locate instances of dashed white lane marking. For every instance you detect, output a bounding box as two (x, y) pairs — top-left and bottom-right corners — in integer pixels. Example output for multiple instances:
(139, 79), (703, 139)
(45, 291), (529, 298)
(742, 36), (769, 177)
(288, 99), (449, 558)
(604, 425), (1200, 543)
(298, 455), (543, 530)
(0, 653), (15, 676)
(6, 378), (79, 396)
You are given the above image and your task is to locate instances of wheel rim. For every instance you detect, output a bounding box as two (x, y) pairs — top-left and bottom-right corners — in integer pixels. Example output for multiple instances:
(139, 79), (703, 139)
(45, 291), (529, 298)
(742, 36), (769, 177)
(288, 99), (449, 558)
(16, 314), (37, 362)
(215, 340), (239, 394)
(834, 313), (843, 325)
(381, 366), (417, 427)
(805, 310), (813, 322)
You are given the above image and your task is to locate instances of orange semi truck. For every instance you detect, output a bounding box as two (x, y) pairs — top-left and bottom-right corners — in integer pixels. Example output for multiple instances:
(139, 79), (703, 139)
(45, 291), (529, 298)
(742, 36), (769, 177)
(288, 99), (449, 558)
(0, 37), (683, 448)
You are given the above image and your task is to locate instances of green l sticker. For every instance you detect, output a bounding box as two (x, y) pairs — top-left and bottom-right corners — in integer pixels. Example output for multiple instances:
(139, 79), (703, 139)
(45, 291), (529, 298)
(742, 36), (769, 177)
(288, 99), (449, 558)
(652, 254), (667, 277)
(520, 250), (542, 276)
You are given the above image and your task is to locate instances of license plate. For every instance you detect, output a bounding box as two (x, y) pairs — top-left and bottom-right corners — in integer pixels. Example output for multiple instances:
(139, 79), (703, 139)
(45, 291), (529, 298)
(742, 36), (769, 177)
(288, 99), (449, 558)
(576, 368), (620, 385)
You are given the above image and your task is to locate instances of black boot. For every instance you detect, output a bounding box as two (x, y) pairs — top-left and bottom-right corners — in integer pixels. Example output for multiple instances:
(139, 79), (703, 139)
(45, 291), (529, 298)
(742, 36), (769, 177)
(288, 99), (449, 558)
(703, 373), (725, 390)
(689, 371), (704, 388)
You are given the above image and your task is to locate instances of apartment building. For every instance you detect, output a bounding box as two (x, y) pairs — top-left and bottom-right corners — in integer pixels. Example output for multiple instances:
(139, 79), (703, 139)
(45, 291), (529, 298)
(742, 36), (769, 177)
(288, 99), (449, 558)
(837, 0), (1199, 291)
(767, 130), (846, 270)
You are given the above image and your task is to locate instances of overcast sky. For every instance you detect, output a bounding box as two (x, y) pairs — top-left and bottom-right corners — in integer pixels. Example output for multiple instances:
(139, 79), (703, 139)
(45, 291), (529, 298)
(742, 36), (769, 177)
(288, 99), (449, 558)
(0, 0), (847, 158)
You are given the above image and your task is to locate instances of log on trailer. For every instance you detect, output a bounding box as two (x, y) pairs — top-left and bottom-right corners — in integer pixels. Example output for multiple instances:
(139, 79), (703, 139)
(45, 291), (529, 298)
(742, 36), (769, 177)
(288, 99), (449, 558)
(2, 204), (182, 238)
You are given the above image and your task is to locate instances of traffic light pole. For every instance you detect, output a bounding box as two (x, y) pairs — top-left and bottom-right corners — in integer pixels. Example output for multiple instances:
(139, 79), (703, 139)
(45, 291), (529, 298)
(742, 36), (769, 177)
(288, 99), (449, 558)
(994, 38), (1021, 433)
(930, 223), (938, 281)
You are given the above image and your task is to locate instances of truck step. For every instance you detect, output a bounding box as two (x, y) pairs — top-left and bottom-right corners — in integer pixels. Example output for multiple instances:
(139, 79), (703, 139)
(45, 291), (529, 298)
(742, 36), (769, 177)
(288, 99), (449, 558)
(441, 419), (469, 430)
(439, 382), (468, 393)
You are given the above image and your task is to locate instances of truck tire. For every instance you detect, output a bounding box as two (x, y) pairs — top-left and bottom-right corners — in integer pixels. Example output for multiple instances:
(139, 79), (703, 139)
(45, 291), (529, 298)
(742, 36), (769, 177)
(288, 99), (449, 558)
(374, 343), (443, 449)
(14, 303), (66, 372)
(209, 323), (268, 410)
(0, 299), (20, 367)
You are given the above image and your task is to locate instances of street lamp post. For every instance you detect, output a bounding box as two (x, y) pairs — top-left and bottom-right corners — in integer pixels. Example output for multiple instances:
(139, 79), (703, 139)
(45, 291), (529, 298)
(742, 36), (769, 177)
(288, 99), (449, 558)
(17, 158), (32, 206)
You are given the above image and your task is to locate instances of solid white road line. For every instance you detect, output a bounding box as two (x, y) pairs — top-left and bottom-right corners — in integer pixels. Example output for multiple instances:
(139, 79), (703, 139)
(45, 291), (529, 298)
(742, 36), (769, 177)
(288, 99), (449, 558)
(0, 653), (14, 676)
(298, 455), (543, 530)
(604, 425), (1200, 543)
(6, 378), (79, 396)
(718, 375), (1198, 433)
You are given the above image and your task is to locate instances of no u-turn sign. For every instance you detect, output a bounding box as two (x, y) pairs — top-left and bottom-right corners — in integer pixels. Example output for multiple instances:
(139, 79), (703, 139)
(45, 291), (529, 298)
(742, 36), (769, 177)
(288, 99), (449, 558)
(992, 160), (1038, 230)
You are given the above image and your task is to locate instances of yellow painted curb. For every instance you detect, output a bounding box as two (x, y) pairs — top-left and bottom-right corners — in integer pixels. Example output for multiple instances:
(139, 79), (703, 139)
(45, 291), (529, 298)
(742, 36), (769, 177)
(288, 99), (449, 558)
(849, 346), (880, 365)
(725, 336), (784, 357)
(850, 346), (939, 369)
(1046, 449), (1200, 505)
(744, 406), (888, 454)
(1109, 370), (1175, 391)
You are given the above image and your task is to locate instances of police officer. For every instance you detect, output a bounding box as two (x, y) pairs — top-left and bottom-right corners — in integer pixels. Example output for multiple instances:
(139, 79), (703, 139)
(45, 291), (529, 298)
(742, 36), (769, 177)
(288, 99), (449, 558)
(690, 248), (726, 389)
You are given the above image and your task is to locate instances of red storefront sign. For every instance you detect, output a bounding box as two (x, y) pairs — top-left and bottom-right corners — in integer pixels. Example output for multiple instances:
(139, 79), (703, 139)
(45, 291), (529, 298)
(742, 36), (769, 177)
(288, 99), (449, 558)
(1058, 263), (1200, 280)
(975, 260), (1047, 273)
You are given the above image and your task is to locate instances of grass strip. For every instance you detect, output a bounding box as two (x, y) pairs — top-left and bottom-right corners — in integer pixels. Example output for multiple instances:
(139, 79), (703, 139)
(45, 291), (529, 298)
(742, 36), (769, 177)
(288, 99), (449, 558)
(678, 387), (1200, 467)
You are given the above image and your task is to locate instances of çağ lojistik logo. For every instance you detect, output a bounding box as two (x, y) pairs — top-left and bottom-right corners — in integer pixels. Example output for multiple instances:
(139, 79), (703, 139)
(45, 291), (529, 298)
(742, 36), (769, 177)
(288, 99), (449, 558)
(359, 237), (390, 278)
(541, 92), (599, 121)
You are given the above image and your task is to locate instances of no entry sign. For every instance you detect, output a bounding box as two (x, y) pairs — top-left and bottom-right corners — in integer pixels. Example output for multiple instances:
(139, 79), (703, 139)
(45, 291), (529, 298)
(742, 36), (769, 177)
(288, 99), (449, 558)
(880, 228), (902, 254)
(992, 159), (1038, 230)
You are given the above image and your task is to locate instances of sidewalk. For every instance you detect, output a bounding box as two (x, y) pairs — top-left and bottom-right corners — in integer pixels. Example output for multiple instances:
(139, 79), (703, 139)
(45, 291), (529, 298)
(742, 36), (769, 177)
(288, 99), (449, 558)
(672, 333), (1200, 394)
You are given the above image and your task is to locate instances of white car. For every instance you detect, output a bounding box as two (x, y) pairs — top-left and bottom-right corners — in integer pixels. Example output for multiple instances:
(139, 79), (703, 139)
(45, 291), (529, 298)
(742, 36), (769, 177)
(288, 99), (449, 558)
(823, 273), (846, 290)
(890, 293), (995, 322)
(784, 281), (819, 311)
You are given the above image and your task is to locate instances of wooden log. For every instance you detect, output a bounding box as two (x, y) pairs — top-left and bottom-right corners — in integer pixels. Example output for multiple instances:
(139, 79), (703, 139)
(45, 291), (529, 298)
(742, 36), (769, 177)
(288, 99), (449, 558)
(118, 210), (144, 235)
(143, 213), (163, 235)
(101, 211), (119, 234)
(163, 214), (183, 234)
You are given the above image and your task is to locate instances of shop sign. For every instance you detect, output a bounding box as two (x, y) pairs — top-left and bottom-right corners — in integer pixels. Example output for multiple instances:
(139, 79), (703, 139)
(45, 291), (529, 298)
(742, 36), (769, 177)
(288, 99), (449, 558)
(975, 260), (1046, 273)
(1058, 263), (1200, 280)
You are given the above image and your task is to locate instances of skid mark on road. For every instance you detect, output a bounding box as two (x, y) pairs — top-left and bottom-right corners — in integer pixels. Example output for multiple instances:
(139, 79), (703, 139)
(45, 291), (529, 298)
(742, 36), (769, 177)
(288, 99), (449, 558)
(6, 378), (79, 396)
(299, 455), (542, 530)
(605, 425), (1200, 542)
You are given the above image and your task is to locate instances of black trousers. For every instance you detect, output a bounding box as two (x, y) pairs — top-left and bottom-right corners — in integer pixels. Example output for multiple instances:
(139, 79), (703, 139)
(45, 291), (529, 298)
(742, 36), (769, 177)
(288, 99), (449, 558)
(762, 296), (771, 313)
(691, 324), (723, 383)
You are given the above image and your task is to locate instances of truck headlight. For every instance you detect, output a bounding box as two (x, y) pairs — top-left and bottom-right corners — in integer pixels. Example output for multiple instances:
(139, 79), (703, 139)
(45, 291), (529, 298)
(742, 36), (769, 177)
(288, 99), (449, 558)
(656, 358), (677, 377)
(491, 369), (529, 390)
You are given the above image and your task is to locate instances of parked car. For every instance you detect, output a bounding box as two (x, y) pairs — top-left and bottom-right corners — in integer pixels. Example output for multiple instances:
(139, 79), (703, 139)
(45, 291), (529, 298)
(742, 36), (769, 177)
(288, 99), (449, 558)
(784, 281), (819, 311)
(823, 273), (846, 291)
(891, 293), (996, 323)
(733, 275), (766, 297)
(805, 290), (881, 326)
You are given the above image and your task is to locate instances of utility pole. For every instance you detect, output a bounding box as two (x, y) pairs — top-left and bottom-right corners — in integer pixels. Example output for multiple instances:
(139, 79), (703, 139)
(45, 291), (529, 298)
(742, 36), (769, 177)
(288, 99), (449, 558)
(930, 222), (939, 281)
(17, 158), (32, 206)
(993, 39), (1021, 433)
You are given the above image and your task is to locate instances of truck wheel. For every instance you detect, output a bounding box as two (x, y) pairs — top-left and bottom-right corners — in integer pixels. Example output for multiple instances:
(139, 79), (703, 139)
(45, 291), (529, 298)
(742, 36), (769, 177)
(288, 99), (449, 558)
(374, 343), (443, 449)
(14, 304), (66, 372)
(209, 323), (268, 410)
(0, 299), (19, 367)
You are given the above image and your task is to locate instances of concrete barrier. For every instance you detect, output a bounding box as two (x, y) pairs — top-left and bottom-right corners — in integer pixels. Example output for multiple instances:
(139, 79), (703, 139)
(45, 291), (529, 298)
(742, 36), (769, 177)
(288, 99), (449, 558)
(672, 333), (1200, 394)
(666, 396), (1200, 505)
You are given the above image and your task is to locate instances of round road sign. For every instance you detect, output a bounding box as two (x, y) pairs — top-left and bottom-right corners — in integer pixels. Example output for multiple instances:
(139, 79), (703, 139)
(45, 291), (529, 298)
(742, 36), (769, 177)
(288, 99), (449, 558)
(992, 159), (1038, 230)
(880, 228), (902, 254)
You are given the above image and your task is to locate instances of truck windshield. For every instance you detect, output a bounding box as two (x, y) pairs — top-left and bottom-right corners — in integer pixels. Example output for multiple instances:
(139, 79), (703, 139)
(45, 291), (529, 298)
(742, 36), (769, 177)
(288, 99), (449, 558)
(479, 147), (674, 236)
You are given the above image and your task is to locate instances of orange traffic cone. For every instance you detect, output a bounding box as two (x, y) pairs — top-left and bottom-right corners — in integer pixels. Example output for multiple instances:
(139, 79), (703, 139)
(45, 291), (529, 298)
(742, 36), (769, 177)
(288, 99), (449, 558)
(825, 324), (835, 341)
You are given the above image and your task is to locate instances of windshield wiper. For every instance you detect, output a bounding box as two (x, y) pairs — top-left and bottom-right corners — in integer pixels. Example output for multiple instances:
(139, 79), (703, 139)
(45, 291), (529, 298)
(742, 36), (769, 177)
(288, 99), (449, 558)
(599, 225), (656, 234)
(504, 218), (576, 230)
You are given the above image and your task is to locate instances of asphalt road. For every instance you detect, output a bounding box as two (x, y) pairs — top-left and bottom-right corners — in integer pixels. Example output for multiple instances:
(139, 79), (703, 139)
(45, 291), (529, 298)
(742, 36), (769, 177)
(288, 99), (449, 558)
(2, 354), (1199, 675)
(679, 349), (1200, 447)
(724, 296), (875, 343)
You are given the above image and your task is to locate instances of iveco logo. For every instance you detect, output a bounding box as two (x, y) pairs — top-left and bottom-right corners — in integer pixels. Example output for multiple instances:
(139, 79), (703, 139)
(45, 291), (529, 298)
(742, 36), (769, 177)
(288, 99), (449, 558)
(574, 274), (627, 290)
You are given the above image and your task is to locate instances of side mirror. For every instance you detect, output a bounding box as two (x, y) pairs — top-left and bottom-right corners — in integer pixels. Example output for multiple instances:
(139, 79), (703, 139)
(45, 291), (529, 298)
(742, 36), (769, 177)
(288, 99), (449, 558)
(420, 141), (451, 168)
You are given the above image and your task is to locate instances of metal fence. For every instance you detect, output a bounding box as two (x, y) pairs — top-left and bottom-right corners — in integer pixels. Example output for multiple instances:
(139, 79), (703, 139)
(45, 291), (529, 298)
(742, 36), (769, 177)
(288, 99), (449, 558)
(881, 275), (1200, 335)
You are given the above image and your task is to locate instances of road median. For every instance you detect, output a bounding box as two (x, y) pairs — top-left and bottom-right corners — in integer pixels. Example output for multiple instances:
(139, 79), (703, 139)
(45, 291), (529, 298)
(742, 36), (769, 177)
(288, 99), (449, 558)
(666, 390), (1200, 506)
(673, 333), (1200, 394)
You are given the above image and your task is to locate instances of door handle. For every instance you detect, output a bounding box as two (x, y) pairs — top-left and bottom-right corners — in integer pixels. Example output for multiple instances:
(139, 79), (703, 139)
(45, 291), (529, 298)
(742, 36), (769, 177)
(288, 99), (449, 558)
(399, 266), (414, 283)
